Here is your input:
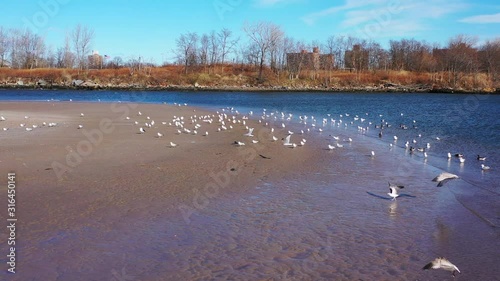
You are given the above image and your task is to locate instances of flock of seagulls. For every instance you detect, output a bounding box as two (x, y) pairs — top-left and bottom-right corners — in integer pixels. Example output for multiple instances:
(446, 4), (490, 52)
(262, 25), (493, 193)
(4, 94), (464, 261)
(1, 104), (494, 278)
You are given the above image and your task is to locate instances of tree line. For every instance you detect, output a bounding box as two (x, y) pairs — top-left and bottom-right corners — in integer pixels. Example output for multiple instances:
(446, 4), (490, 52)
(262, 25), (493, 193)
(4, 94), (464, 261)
(0, 21), (499, 86)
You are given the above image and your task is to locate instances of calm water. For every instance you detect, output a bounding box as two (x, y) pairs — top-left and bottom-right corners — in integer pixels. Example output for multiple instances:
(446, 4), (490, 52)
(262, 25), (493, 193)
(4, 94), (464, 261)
(1, 89), (499, 280)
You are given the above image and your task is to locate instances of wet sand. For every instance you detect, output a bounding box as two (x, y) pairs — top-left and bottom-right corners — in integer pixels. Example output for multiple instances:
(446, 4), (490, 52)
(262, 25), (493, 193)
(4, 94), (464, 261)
(0, 102), (498, 280)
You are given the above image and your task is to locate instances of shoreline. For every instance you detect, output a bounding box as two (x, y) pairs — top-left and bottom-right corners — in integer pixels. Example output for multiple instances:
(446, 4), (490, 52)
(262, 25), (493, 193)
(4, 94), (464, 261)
(1, 101), (498, 280)
(1, 83), (498, 95)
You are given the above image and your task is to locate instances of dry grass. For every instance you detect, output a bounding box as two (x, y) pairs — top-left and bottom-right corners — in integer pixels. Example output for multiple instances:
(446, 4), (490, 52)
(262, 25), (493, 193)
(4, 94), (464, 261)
(0, 66), (496, 91)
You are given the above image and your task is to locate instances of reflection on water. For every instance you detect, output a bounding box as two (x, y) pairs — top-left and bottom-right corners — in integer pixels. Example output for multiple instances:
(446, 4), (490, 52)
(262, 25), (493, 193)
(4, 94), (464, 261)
(389, 201), (398, 217)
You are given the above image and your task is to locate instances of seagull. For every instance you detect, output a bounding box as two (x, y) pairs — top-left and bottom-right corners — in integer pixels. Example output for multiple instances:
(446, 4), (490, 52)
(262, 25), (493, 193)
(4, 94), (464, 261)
(459, 156), (465, 163)
(432, 172), (459, 187)
(371, 151), (375, 157)
(139, 127), (145, 134)
(393, 135), (398, 141)
(243, 128), (254, 137)
(477, 155), (486, 161)
(283, 135), (292, 146)
(447, 152), (452, 159)
(25, 127), (33, 132)
(252, 140), (259, 144)
(2, 128), (7, 131)
(388, 182), (404, 200)
(481, 164), (490, 171)
(77, 125), (83, 129)
(423, 257), (460, 277)
(156, 132), (163, 138)
(169, 142), (177, 148)
(0, 116), (6, 121)
(80, 113), (84, 117)
(234, 141), (245, 146)
(327, 144), (335, 150)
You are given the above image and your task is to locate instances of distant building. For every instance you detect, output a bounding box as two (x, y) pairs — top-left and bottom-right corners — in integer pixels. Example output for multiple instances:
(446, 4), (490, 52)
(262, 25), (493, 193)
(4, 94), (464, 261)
(88, 51), (103, 69)
(344, 44), (369, 71)
(286, 47), (334, 78)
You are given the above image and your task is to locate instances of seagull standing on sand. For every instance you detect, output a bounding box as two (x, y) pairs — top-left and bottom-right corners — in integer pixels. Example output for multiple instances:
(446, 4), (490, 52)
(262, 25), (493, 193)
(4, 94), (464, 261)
(139, 127), (145, 134)
(77, 125), (83, 129)
(169, 142), (177, 148)
(432, 172), (459, 187)
(283, 135), (292, 146)
(423, 257), (460, 277)
(388, 182), (404, 200)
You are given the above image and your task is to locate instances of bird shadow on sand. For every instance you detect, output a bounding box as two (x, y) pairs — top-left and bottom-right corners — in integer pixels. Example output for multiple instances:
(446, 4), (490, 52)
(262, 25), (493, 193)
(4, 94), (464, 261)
(366, 191), (417, 200)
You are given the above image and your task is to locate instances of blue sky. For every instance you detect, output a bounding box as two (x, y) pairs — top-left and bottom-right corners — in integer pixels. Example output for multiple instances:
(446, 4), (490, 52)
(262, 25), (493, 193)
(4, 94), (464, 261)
(1, 0), (499, 64)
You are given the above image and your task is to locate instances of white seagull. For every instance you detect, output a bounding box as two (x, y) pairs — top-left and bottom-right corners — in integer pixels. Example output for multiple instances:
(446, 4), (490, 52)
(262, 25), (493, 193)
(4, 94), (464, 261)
(432, 172), (459, 187)
(80, 113), (84, 117)
(234, 141), (245, 146)
(156, 132), (163, 138)
(0, 116), (6, 121)
(423, 257), (460, 277)
(243, 128), (254, 137)
(283, 135), (292, 146)
(481, 164), (490, 171)
(77, 125), (83, 129)
(139, 127), (145, 134)
(169, 142), (177, 147)
(327, 144), (335, 150)
(388, 182), (404, 200)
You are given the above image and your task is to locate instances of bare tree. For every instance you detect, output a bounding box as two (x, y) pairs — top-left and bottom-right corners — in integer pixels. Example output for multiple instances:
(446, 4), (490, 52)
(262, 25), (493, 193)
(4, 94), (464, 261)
(445, 35), (479, 86)
(479, 38), (500, 84)
(0, 27), (9, 67)
(218, 28), (238, 72)
(72, 24), (95, 70)
(199, 33), (209, 70)
(209, 30), (219, 66)
(175, 32), (198, 74)
(243, 21), (284, 81)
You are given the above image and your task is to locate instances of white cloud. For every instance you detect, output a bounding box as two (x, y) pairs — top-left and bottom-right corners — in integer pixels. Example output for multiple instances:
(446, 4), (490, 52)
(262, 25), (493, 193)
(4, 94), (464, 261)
(302, 0), (467, 27)
(460, 13), (500, 24)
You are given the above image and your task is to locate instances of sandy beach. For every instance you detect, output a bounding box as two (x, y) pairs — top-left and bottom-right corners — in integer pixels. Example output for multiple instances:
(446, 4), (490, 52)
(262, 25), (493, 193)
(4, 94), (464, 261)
(0, 101), (324, 280)
(0, 101), (498, 280)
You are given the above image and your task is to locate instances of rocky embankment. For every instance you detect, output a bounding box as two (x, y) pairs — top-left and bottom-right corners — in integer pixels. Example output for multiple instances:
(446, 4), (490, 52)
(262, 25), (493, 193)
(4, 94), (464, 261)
(1, 78), (498, 94)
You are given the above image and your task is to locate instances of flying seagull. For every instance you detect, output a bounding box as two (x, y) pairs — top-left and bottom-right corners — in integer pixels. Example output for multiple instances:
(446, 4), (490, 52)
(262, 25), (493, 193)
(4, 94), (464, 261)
(243, 128), (254, 137)
(432, 172), (459, 187)
(423, 257), (460, 277)
(388, 182), (404, 200)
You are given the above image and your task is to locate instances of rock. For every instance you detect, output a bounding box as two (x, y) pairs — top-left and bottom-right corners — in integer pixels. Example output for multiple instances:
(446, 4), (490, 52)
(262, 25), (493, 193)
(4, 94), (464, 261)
(72, 79), (84, 86)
